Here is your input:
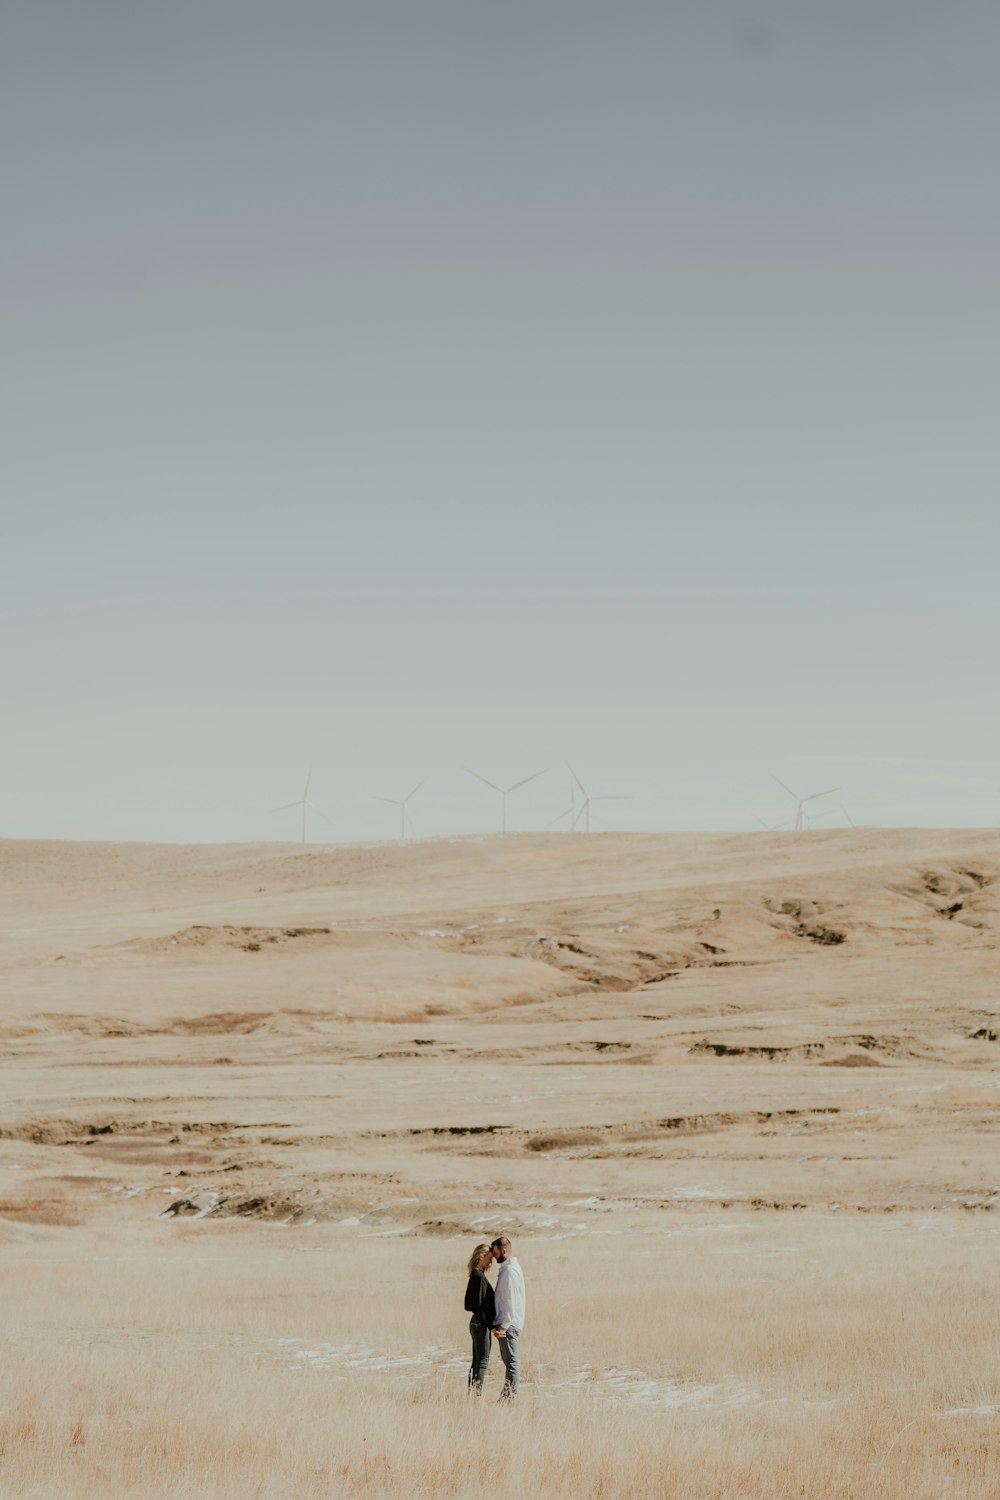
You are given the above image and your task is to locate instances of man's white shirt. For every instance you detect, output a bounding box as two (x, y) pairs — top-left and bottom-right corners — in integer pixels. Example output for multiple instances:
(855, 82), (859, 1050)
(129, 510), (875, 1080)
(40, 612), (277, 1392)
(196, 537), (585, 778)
(494, 1256), (526, 1331)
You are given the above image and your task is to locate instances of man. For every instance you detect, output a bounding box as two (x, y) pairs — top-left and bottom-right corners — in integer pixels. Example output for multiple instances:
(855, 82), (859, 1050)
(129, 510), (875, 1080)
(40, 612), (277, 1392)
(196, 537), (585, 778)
(490, 1235), (525, 1399)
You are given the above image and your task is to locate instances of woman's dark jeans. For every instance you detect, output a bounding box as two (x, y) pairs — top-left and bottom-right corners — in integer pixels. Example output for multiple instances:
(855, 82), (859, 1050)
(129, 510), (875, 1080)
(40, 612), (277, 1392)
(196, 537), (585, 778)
(468, 1318), (491, 1392)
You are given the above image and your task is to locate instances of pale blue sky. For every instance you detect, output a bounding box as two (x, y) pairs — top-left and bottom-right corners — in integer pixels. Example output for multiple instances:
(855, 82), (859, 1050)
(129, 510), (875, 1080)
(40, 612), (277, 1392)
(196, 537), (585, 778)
(3, 1), (998, 840)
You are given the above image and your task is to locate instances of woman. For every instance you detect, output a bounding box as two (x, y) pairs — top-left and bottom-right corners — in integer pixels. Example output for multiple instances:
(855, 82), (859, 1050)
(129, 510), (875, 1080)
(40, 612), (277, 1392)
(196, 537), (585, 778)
(464, 1242), (496, 1392)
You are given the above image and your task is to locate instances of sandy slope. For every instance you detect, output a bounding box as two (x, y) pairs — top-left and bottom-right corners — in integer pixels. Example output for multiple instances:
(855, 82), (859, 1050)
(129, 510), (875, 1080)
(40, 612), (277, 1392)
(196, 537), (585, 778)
(1, 828), (998, 1222)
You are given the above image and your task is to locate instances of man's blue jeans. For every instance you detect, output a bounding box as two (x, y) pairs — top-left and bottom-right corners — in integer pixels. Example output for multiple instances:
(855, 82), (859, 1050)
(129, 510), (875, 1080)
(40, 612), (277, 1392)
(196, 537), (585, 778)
(497, 1325), (521, 1397)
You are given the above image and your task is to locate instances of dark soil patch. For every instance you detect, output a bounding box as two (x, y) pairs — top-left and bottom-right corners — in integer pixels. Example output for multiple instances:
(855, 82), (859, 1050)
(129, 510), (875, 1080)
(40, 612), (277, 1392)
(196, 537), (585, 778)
(526, 1130), (603, 1153)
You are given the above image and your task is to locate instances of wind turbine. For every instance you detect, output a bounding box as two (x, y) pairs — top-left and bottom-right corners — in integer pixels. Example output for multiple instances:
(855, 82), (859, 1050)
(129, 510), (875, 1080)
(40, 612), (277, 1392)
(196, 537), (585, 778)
(771, 776), (840, 832)
(271, 769), (332, 845)
(568, 764), (632, 833)
(374, 781), (424, 843)
(551, 770), (579, 831)
(464, 766), (548, 835)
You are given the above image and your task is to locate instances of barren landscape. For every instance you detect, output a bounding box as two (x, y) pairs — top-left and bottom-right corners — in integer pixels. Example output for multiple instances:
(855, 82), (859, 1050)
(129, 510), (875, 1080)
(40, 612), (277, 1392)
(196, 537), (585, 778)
(3, 828), (1000, 1497)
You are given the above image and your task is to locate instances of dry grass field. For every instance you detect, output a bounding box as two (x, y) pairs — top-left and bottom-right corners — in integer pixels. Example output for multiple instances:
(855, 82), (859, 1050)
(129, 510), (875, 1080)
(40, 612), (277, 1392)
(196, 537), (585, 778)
(3, 829), (1000, 1497)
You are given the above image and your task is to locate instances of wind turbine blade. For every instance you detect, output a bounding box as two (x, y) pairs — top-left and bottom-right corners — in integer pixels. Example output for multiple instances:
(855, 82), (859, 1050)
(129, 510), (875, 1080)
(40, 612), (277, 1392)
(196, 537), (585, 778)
(590, 795), (631, 802)
(303, 769), (312, 799)
(464, 767), (503, 794)
(550, 807), (575, 827)
(802, 787), (840, 803)
(271, 800), (302, 812)
(506, 768), (548, 794)
(571, 802), (588, 831)
(566, 763), (588, 797)
(306, 803), (338, 827)
(840, 802), (856, 827)
(771, 775), (800, 803)
(373, 796), (402, 806)
(404, 780), (425, 804)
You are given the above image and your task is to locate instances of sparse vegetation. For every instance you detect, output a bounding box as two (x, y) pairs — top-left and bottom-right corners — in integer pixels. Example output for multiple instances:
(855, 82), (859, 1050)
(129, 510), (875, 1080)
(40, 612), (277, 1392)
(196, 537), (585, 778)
(2, 830), (998, 1495)
(3, 1225), (1000, 1497)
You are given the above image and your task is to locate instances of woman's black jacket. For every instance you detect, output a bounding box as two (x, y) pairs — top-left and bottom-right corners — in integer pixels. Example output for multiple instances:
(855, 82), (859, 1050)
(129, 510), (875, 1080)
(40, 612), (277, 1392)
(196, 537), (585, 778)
(464, 1269), (496, 1328)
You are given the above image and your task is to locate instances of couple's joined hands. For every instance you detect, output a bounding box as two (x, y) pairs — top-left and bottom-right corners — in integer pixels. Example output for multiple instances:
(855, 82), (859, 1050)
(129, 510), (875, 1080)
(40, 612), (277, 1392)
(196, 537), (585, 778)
(493, 1327), (506, 1338)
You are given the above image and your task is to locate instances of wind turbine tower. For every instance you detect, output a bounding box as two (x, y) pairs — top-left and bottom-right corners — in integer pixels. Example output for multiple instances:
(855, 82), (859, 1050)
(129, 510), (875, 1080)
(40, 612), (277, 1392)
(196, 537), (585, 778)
(552, 770), (579, 831)
(374, 781), (424, 843)
(464, 767), (548, 835)
(771, 776), (840, 831)
(271, 770), (331, 845)
(568, 764), (632, 833)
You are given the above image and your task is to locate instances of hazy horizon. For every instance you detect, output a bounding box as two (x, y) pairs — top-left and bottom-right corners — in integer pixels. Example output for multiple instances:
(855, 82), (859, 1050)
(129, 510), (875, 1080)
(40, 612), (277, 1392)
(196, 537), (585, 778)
(4, 2), (998, 841)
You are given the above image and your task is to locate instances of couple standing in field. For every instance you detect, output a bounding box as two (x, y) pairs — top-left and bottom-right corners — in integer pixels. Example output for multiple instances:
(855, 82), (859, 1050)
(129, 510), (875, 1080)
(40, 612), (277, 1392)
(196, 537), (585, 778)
(464, 1235), (526, 1399)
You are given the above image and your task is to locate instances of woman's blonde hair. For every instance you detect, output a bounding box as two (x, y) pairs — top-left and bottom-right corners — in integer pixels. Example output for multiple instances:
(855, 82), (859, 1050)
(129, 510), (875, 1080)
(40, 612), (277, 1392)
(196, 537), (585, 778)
(467, 1243), (491, 1276)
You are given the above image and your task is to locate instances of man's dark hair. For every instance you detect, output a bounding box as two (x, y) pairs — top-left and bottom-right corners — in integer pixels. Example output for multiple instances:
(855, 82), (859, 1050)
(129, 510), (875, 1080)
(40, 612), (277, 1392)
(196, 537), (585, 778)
(490, 1236), (511, 1252)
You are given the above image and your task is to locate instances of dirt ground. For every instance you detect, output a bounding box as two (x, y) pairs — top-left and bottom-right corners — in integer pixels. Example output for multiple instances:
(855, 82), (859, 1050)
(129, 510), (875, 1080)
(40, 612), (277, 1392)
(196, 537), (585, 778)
(2, 829), (999, 1496)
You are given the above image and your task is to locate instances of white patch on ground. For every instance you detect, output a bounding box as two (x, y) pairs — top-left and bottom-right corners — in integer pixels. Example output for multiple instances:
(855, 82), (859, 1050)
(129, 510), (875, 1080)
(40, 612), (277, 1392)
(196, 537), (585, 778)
(263, 1338), (765, 1410)
(462, 1209), (748, 1241)
(267, 1338), (466, 1381)
(563, 1364), (762, 1410)
(672, 1186), (747, 1200)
